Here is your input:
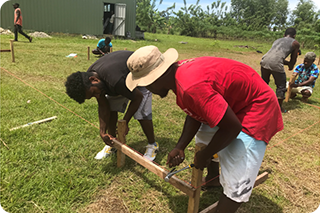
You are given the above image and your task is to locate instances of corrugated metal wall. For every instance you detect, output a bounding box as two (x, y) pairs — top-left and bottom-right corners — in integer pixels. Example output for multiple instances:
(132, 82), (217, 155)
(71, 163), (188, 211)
(0, 0), (136, 37)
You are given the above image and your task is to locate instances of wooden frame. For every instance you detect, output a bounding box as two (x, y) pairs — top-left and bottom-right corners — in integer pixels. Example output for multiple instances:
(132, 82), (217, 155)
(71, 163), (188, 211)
(0, 40), (15, 62)
(114, 120), (268, 212)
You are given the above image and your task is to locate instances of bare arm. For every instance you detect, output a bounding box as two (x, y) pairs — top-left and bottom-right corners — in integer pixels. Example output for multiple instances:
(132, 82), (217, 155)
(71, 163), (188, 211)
(194, 106), (242, 170)
(97, 47), (105, 55)
(166, 115), (201, 167)
(292, 76), (317, 87)
(15, 10), (20, 24)
(122, 88), (143, 133)
(96, 95), (114, 146)
(284, 41), (300, 70)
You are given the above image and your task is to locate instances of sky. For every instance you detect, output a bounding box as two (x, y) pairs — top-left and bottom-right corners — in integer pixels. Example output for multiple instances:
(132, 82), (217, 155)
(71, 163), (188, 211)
(158, 0), (320, 12)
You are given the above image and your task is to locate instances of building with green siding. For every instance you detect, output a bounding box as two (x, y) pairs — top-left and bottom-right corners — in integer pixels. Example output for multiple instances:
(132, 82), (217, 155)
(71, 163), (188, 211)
(0, 0), (138, 38)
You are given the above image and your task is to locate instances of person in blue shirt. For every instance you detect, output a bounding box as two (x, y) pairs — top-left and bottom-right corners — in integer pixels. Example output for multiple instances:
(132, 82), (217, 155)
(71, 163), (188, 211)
(92, 37), (113, 56)
(289, 52), (319, 102)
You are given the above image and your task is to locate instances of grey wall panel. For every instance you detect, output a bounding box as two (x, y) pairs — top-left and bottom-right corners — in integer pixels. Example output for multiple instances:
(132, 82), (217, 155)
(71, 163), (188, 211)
(1, 0), (136, 37)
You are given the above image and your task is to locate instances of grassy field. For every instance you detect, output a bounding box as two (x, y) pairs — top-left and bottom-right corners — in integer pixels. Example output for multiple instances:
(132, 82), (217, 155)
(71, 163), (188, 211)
(0, 32), (319, 213)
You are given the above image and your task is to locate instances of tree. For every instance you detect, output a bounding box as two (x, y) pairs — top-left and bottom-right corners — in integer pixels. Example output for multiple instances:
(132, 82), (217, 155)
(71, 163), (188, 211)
(290, 0), (318, 31)
(136, 0), (175, 33)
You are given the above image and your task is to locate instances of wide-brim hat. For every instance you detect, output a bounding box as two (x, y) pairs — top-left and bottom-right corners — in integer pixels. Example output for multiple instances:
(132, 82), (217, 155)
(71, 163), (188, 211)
(126, 45), (178, 91)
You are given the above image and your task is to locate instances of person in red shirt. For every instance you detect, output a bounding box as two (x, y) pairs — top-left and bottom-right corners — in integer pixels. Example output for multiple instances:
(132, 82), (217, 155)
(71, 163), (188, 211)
(125, 45), (284, 213)
(13, 3), (32, 42)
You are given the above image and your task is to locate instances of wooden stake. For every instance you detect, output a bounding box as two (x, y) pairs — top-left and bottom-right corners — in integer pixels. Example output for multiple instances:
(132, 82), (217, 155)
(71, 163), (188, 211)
(117, 120), (126, 167)
(285, 74), (297, 102)
(87, 46), (90, 60)
(199, 172), (269, 213)
(10, 39), (15, 62)
(0, 138), (9, 149)
(187, 143), (206, 213)
(9, 116), (57, 131)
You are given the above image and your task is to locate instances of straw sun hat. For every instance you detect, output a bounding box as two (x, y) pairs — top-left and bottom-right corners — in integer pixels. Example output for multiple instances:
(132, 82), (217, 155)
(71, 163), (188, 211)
(126, 45), (178, 91)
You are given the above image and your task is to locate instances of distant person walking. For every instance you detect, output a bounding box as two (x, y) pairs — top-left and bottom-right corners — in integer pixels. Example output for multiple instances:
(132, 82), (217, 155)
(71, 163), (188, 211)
(260, 27), (300, 113)
(13, 3), (32, 42)
(108, 11), (115, 34)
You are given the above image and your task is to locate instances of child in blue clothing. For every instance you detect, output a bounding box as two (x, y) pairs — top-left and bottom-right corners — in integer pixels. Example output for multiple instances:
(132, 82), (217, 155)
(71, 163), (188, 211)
(289, 52), (319, 102)
(92, 36), (113, 56)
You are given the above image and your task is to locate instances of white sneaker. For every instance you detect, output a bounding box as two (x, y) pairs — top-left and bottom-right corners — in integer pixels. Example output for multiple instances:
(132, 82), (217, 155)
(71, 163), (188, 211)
(94, 145), (116, 160)
(143, 142), (159, 161)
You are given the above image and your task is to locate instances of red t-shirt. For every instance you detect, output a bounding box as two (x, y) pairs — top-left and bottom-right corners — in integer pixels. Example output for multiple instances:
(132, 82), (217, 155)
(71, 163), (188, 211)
(174, 57), (283, 143)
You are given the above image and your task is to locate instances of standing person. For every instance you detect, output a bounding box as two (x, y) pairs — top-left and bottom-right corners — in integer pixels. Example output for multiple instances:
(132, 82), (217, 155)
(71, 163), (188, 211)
(65, 50), (159, 161)
(108, 11), (115, 34)
(92, 37), (112, 56)
(125, 45), (283, 213)
(289, 52), (319, 102)
(260, 27), (300, 113)
(13, 3), (32, 42)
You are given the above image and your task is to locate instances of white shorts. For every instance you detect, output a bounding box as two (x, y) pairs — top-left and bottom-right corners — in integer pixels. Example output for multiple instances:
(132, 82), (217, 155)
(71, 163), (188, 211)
(195, 124), (267, 203)
(286, 81), (313, 94)
(106, 87), (152, 120)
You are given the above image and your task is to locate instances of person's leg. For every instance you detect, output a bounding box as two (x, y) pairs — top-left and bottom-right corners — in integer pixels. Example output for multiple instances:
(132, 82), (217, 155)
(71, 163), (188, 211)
(92, 49), (101, 55)
(138, 119), (155, 144)
(272, 71), (287, 113)
(301, 89), (311, 102)
(217, 132), (267, 213)
(215, 193), (242, 213)
(134, 87), (157, 161)
(108, 111), (118, 137)
(260, 67), (271, 84)
(203, 160), (221, 187)
(14, 25), (19, 41)
(195, 124), (220, 187)
(17, 25), (31, 41)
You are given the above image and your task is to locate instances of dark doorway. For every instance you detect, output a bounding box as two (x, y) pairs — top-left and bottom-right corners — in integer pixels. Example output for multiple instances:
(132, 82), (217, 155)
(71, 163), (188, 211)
(103, 3), (115, 34)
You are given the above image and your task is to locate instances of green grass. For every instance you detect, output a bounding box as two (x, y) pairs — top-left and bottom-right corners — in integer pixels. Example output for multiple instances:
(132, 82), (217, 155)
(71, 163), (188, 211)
(1, 32), (319, 213)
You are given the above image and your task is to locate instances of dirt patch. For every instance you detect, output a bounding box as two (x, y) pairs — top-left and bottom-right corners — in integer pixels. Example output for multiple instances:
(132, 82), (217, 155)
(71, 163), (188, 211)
(80, 184), (129, 213)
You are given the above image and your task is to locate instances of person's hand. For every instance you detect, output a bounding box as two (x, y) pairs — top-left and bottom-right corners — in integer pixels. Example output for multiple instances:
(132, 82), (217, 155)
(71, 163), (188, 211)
(166, 148), (185, 168)
(194, 150), (211, 170)
(100, 133), (114, 146)
(289, 82), (299, 88)
(124, 124), (129, 135)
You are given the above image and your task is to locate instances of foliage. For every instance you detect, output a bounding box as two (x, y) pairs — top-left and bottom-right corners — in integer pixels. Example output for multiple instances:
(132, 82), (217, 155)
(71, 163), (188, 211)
(136, 0), (319, 47)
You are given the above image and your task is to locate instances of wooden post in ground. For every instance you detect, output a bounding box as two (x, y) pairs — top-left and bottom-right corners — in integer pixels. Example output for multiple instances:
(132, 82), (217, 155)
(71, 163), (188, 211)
(117, 120), (127, 167)
(87, 46), (90, 60)
(187, 143), (206, 213)
(10, 40), (15, 62)
(285, 73), (297, 102)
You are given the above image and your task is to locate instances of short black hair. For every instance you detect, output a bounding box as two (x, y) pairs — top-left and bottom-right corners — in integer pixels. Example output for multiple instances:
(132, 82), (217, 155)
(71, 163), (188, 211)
(285, 28), (296, 37)
(13, 3), (19, 7)
(105, 37), (111, 43)
(65, 71), (94, 104)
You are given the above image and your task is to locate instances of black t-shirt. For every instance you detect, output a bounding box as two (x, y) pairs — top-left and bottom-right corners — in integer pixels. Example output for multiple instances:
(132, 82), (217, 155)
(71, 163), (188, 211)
(86, 50), (136, 100)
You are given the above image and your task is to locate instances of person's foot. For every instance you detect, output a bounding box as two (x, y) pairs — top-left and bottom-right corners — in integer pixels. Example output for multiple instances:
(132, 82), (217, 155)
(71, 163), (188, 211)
(143, 142), (159, 161)
(94, 145), (117, 160)
(290, 93), (297, 99)
(301, 97), (309, 103)
(29, 37), (32, 42)
(281, 107), (288, 113)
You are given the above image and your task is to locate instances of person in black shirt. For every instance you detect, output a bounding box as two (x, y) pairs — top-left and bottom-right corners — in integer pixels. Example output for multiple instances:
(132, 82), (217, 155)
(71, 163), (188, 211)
(65, 51), (159, 161)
